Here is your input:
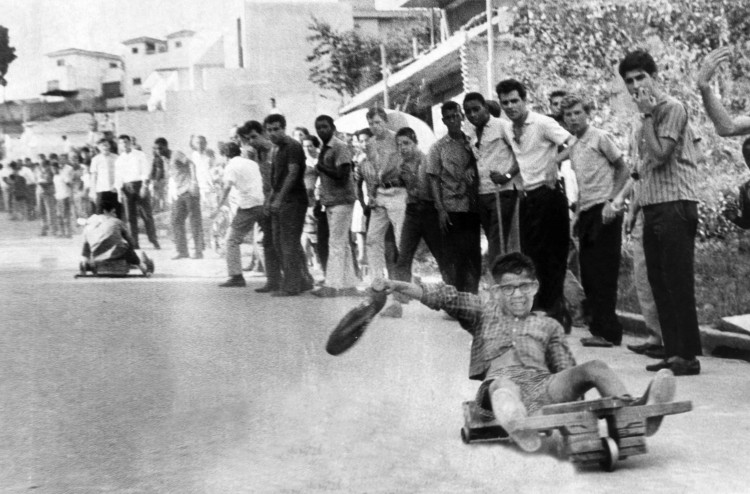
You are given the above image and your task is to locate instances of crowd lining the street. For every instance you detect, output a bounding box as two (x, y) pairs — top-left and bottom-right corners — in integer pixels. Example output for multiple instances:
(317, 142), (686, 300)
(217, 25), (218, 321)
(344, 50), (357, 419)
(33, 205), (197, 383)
(3, 48), (750, 450)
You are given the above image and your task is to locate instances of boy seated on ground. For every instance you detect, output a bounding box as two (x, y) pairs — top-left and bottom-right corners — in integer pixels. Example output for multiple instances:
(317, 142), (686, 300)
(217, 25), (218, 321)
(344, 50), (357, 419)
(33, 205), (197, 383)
(81, 191), (152, 276)
(375, 252), (676, 452)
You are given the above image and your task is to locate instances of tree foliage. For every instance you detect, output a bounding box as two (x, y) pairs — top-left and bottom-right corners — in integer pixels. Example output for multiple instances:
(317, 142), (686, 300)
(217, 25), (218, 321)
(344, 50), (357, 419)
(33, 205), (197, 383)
(505, 0), (750, 240)
(0, 25), (18, 87)
(306, 16), (430, 99)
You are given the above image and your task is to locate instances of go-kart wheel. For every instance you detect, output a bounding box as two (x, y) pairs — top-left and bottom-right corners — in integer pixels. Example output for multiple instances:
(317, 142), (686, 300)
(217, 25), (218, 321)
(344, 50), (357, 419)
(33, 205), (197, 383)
(461, 428), (471, 444)
(599, 437), (619, 472)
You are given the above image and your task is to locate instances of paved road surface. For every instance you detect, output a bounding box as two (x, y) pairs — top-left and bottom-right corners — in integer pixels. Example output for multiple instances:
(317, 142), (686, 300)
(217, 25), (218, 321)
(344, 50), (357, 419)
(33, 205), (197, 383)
(1, 216), (749, 493)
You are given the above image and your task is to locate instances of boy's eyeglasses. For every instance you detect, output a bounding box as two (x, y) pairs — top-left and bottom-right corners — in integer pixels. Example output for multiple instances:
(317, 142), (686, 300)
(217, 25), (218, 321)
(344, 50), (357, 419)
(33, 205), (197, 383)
(491, 281), (538, 296)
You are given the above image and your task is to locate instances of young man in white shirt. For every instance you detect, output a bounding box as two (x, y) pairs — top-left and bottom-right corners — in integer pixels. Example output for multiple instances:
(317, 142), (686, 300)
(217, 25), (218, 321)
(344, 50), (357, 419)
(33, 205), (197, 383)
(90, 139), (121, 218)
(53, 157), (74, 237)
(213, 141), (264, 287)
(115, 134), (160, 250)
(496, 78), (576, 333)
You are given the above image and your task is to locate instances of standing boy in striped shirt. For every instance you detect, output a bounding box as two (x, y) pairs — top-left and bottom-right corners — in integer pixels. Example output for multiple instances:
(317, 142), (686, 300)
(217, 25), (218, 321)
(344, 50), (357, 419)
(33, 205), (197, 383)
(619, 50), (702, 376)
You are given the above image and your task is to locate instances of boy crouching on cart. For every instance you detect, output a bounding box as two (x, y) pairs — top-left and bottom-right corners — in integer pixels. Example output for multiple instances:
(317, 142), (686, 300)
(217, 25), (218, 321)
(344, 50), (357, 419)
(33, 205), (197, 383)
(376, 252), (676, 452)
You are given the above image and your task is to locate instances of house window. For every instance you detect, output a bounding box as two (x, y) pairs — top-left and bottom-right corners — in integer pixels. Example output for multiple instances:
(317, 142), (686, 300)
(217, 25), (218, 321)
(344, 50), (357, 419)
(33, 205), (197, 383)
(47, 80), (60, 91)
(158, 44), (167, 53)
(132, 47), (139, 54)
(175, 40), (182, 48)
(145, 42), (155, 54)
(102, 81), (122, 99)
(56, 59), (65, 67)
(132, 77), (142, 86)
(109, 62), (119, 69)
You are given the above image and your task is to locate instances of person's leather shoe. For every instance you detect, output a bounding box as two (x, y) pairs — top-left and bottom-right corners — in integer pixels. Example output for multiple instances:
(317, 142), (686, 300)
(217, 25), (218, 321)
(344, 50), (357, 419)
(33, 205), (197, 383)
(669, 357), (700, 376)
(192, 252), (203, 259)
(271, 290), (299, 297)
(644, 346), (666, 359)
(337, 287), (362, 297)
(172, 253), (189, 260)
(627, 342), (663, 355)
(380, 302), (403, 318)
(219, 277), (246, 287)
(580, 336), (614, 348)
(646, 359), (672, 372)
(152, 241), (161, 250)
(255, 285), (277, 293)
(312, 286), (339, 298)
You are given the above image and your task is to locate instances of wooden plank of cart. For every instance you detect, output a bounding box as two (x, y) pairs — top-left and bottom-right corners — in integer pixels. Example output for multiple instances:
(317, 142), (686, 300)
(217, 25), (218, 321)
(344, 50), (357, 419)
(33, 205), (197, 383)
(461, 397), (692, 471)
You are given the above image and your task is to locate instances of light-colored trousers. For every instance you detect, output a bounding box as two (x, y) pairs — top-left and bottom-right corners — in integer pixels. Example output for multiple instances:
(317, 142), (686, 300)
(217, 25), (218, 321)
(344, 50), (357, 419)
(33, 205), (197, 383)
(325, 203), (358, 289)
(632, 212), (662, 338)
(366, 187), (406, 279)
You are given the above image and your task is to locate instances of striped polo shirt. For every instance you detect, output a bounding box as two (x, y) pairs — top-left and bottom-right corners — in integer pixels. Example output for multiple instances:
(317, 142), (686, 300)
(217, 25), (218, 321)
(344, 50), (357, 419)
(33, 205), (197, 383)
(635, 95), (700, 206)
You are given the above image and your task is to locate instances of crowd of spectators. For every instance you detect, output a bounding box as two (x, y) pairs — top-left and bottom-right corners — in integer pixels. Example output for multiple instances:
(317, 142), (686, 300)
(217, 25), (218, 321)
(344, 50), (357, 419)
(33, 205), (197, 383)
(5, 47), (750, 381)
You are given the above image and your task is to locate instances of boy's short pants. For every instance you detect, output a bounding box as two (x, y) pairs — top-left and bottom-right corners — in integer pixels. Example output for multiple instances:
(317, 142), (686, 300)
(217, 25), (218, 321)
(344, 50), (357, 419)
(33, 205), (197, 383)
(476, 366), (555, 416)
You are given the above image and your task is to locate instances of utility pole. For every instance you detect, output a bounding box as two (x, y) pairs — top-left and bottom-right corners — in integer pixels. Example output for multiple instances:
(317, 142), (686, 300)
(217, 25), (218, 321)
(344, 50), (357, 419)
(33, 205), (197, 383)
(380, 44), (389, 109)
(486, 0), (494, 98)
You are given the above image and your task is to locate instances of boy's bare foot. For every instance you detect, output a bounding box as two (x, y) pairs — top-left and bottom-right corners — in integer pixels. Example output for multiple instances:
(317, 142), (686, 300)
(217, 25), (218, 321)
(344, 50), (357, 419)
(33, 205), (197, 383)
(491, 388), (542, 452)
(633, 369), (676, 436)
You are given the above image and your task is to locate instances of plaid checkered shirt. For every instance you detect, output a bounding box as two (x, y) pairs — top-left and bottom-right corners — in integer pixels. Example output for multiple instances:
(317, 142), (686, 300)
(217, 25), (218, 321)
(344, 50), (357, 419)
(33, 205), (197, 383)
(420, 283), (576, 381)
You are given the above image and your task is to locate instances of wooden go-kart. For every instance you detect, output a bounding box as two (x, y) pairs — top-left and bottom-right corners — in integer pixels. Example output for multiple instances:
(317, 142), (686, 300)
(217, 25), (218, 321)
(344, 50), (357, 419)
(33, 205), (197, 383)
(461, 396), (692, 471)
(75, 255), (154, 278)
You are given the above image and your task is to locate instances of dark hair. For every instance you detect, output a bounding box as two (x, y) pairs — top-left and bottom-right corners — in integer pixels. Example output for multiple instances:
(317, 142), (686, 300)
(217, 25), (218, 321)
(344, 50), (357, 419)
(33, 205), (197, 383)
(96, 137), (111, 146)
(618, 50), (658, 78)
(294, 126), (310, 136)
(496, 79), (527, 100)
(302, 135), (320, 148)
(264, 113), (287, 129)
(742, 137), (750, 165)
(118, 134), (131, 142)
(395, 127), (417, 143)
(355, 128), (373, 139)
(463, 92), (486, 106)
(490, 252), (537, 281)
(154, 137), (168, 146)
(549, 90), (567, 100)
(560, 94), (594, 114)
(99, 191), (119, 212)
(315, 115), (335, 128)
(486, 100), (502, 118)
(366, 106), (388, 122)
(441, 101), (462, 116)
(238, 120), (264, 137)
(222, 141), (242, 158)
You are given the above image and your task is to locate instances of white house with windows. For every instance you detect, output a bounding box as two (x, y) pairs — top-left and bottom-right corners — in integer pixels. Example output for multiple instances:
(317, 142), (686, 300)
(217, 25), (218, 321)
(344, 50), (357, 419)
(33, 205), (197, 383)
(43, 48), (123, 100)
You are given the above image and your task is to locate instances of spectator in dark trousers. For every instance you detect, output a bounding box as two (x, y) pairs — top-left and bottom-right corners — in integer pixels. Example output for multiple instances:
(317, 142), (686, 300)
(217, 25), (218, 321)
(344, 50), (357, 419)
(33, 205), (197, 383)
(562, 94), (629, 347)
(619, 50), (702, 375)
(237, 120), (282, 293)
(115, 135), (160, 250)
(496, 79), (576, 333)
(427, 102), (481, 294)
(264, 114), (313, 296)
(393, 127), (447, 287)
(463, 92), (521, 266)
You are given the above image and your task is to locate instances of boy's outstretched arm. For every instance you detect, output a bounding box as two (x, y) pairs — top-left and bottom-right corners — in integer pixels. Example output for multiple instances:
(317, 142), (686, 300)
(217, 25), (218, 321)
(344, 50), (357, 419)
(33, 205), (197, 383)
(373, 278), (483, 332)
(377, 279), (424, 300)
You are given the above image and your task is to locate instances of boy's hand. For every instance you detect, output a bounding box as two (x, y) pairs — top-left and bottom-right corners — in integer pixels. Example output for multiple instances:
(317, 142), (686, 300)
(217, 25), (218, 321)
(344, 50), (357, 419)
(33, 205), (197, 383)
(371, 277), (389, 293)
